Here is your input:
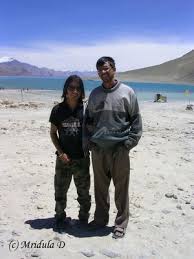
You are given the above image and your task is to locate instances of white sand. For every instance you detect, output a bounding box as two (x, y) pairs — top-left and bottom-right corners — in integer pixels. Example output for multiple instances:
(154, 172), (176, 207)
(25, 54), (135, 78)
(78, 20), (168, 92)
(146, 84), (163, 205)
(0, 89), (194, 259)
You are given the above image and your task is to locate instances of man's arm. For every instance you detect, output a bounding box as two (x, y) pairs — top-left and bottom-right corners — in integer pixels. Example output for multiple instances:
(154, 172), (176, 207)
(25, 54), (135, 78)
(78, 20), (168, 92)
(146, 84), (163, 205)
(124, 92), (142, 150)
(50, 123), (70, 163)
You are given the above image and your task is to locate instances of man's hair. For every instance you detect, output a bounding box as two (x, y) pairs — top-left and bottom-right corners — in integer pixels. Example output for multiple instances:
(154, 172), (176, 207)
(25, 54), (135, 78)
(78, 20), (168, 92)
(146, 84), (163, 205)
(62, 75), (85, 103)
(96, 56), (116, 70)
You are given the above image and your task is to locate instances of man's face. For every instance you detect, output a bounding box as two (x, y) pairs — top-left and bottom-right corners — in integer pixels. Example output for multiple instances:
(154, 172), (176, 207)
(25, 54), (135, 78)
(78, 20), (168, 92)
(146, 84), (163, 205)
(66, 81), (81, 101)
(97, 62), (116, 84)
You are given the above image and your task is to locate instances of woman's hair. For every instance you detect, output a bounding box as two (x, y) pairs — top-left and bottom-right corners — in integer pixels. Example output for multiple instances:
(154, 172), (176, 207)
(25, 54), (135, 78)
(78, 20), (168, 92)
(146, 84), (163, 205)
(61, 75), (85, 103)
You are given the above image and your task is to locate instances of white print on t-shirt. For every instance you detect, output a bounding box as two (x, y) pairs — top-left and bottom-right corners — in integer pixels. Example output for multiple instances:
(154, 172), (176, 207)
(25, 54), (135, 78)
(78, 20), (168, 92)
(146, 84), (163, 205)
(61, 116), (81, 136)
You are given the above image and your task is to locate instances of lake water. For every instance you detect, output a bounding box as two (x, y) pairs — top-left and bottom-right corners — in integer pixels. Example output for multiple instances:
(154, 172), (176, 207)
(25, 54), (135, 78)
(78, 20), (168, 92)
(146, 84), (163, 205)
(0, 76), (194, 102)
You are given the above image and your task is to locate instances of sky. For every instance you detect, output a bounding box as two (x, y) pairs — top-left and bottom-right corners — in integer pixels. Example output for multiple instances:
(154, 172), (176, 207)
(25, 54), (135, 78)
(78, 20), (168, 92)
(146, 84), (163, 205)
(0, 0), (194, 71)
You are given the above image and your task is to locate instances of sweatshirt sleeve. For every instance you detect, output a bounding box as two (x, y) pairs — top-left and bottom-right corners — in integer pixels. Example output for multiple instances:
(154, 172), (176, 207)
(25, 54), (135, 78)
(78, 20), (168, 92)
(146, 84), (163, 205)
(124, 91), (142, 150)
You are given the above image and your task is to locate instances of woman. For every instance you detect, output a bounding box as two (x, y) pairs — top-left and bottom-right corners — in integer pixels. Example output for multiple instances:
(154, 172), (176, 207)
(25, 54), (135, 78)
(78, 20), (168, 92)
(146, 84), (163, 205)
(49, 75), (91, 230)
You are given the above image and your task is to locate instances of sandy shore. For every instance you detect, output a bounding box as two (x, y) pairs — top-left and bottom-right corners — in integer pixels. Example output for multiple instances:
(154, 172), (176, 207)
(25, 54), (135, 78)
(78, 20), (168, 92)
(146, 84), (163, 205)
(0, 90), (194, 259)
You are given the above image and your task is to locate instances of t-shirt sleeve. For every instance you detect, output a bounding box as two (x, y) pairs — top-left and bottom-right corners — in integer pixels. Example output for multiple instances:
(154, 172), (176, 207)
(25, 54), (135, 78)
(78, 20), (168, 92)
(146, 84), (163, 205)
(49, 106), (58, 126)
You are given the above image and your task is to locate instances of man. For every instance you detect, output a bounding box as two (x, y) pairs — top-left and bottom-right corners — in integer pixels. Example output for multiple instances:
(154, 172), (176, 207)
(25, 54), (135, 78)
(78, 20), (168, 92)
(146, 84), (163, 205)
(84, 57), (142, 238)
(49, 75), (91, 231)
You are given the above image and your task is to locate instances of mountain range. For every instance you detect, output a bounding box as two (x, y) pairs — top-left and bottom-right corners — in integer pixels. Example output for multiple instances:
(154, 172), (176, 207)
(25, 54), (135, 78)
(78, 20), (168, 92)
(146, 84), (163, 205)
(0, 50), (194, 84)
(117, 50), (194, 84)
(0, 57), (97, 78)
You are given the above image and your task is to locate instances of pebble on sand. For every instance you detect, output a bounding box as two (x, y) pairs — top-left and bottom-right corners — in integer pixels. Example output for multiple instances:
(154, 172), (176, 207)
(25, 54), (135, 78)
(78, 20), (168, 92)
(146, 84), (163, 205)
(100, 249), (122, 258)
(165, 193), (177, 199)
(80, 249), (95, 257)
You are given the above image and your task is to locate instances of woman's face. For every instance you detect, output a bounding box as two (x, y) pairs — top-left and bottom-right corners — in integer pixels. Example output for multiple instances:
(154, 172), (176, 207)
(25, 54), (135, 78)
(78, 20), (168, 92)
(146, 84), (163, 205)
(66, 80), (81, 102)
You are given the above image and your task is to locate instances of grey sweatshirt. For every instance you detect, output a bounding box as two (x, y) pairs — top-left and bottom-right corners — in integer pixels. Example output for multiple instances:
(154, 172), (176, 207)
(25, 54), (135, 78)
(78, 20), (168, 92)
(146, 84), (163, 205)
(84, 81), (142, 150)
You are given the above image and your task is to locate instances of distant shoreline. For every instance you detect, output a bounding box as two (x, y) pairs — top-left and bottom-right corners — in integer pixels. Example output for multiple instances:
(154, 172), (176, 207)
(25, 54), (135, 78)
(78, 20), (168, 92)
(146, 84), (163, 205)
(0, 75), (194, 88)
(90, 76), (194, 87)
(119, 78), (194, 87)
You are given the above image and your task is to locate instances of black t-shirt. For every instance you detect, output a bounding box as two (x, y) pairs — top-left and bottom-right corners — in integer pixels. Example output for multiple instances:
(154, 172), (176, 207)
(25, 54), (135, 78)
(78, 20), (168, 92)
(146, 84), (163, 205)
(49, 102), (84, 159)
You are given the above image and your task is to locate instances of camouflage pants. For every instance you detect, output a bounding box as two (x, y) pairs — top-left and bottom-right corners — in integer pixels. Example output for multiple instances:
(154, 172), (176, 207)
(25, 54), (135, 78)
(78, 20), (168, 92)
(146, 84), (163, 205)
(54, 156), (91, 221)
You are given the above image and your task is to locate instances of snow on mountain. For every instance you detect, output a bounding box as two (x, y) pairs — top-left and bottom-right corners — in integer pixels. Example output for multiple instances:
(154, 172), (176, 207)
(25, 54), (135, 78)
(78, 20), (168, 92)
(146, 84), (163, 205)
(0, 57), (15, 63)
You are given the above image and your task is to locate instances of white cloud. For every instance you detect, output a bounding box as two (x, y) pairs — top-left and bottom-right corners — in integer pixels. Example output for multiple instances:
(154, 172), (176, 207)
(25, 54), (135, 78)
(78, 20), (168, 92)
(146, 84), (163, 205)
(0, 39), (193, 71)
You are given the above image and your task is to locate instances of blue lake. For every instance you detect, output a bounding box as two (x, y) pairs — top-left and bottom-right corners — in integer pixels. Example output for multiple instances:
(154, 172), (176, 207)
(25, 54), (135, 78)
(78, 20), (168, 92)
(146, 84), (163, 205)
(0, 76), (194, 101)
